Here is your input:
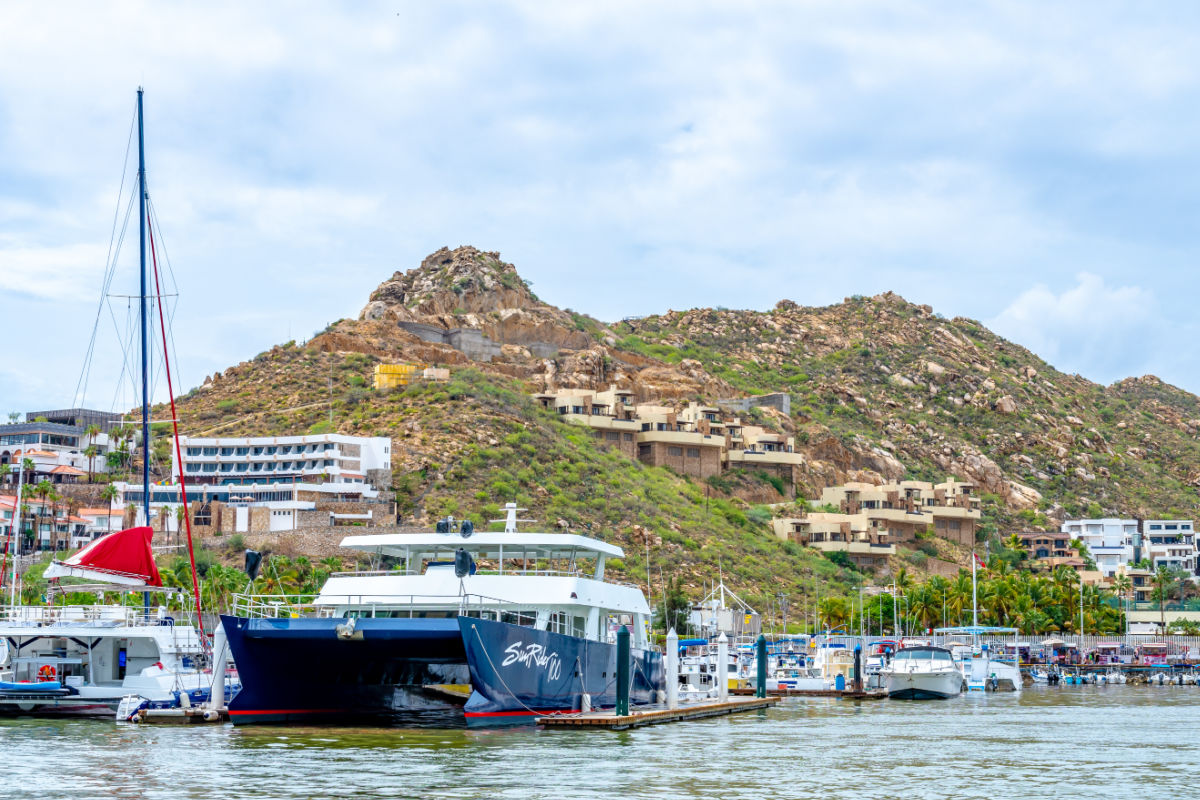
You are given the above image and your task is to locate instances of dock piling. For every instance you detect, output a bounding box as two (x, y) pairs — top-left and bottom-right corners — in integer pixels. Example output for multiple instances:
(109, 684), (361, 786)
(717, 632), (729, 703)
(755, 634), (767, 698)
(616, 625), (630, 717)
(665, 628), (679, 710)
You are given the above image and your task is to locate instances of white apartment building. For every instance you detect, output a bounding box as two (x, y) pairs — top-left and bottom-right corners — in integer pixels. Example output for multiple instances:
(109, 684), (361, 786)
(1061, 518), (1198, 578)
(174, 434), (391, 489)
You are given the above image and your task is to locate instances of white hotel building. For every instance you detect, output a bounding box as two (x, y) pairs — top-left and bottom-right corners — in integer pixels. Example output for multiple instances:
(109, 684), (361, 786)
(173, 434), (391, 489)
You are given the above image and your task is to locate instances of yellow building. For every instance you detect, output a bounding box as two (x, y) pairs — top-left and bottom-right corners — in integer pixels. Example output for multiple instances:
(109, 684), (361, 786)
(373, 363), (421, 390)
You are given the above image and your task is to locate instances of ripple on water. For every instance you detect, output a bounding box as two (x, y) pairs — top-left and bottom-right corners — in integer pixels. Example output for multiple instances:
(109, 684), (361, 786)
(3, 687), (1200, 799)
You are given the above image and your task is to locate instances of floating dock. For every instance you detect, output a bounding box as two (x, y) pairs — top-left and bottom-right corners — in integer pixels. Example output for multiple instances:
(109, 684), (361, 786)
(536, 696), (778, 730)
(130, 707), (229, 724)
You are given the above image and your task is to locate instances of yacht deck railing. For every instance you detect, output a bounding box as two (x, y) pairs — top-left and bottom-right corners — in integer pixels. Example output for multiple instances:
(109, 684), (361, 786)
(0, 604), (182, 628)
(231, 591), (534, 619)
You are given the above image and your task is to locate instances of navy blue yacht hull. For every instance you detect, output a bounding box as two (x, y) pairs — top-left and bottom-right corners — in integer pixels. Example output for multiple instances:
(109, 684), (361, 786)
(459, 617), (664, 726)
(222, 615), (664, 726)
(222, 615), (470, 725)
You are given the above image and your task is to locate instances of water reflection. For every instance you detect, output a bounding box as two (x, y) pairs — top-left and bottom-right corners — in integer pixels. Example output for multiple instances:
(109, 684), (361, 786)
(2, 686), (1198, 799)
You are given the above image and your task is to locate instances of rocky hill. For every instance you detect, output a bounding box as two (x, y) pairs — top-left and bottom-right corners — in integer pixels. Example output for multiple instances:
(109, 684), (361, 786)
(166, 246), (1200, 604)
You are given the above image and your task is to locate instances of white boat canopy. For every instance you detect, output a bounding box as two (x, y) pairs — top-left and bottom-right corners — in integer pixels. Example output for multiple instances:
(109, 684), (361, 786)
(338, 531), (625, 561)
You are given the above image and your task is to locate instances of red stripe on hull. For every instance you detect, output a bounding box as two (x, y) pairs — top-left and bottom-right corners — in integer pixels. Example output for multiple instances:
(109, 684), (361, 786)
(228, 708), (341, 716)
(464, 709), (574, 718)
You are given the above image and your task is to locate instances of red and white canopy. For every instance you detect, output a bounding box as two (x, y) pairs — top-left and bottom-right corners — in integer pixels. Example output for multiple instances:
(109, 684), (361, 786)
(44, 525), (162, 587)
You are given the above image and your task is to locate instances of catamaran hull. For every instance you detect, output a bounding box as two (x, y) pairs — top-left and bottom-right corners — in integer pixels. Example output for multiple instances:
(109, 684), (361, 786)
(222, 615), (470, 725)
(223, 615), (665, 726)
(459, 617), (664, 726)
(885, 670), (963, 700)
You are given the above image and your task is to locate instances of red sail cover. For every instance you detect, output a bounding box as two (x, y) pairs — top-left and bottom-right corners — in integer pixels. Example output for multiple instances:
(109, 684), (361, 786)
(61, 525), (162, 586)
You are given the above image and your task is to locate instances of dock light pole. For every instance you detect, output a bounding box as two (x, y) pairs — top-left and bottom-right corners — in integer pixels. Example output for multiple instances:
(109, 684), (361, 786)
(755, 634), (767, 698)
(665, 628), (679, 710)
(616, 625), (630, 717)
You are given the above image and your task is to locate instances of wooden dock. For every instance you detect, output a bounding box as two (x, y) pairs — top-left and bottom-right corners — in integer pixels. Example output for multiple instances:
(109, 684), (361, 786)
(730, 687), (887, 699)
(536, 696), (778, 730)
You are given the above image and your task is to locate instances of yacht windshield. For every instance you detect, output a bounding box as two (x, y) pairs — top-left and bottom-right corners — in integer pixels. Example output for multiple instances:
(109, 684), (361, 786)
(894, 649), (953, 663)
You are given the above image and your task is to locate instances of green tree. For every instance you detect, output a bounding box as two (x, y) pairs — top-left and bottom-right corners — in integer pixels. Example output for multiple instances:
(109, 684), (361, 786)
(100, 484), (120, 534)
(654, 576), (691, 635)
(1152, 566), (1173, 632)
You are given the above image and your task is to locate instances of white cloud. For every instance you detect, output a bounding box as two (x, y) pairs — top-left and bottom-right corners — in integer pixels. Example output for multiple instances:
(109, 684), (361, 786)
(989, 273), (1161, 383)
(2, 1), (1200, 412)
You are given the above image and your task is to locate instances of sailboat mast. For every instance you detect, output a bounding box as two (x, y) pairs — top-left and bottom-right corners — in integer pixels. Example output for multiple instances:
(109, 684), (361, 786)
(137, 88), (150, 530)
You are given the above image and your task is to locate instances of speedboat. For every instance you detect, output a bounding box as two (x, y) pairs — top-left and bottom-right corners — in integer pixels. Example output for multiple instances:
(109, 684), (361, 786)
(221, 503), (664, 726)
(882, 645), (963, 699)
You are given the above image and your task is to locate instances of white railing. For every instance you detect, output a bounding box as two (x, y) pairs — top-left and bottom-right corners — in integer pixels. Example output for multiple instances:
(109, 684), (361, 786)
(0, 604), (176, 627)
(329, 568), (593, 579)
(230, 591), (532, 619)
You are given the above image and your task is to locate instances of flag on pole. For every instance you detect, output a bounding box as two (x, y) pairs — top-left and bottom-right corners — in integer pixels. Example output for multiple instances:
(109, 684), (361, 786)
(974, 552), (987, 570)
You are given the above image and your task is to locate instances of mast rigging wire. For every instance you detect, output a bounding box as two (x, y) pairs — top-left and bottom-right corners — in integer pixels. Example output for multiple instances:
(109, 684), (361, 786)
(75, 101), (138, 408)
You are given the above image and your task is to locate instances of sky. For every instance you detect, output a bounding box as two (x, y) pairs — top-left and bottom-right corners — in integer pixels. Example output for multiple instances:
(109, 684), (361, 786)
(2, 1), (1200, 414)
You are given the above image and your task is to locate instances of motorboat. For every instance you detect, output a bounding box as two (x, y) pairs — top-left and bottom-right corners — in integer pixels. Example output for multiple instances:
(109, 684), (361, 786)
(935, 626), (1022, 693)
(221, 504), (664, 726)
(1028, 666), (1060, 685)
(882, 645), (964, 699)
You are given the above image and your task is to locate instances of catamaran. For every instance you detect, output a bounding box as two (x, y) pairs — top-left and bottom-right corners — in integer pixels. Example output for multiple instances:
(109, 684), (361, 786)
(221, 504), (665, 725)
(0, 526), (214, 716)
(0, 89), (216, 718)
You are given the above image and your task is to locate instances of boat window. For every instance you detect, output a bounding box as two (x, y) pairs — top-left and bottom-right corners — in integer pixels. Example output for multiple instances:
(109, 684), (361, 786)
(500, 610), (537, 628)
(894, 649), (953, 663)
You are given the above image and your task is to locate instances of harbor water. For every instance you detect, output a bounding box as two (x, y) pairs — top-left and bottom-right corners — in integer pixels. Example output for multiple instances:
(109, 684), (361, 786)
(6, 686), (1198, 799)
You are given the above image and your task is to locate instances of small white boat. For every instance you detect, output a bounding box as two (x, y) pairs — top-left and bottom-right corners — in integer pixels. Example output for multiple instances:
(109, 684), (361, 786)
(883, 646), (963, 700)
(1028, 666), (1060, 685)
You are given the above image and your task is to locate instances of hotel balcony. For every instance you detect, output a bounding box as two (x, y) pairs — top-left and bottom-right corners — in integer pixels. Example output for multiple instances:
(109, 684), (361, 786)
(725, 448), (804, 466)
(635, 429), (722, 447)
(808, 539), (896, 557)
(561, 413), (642, 432)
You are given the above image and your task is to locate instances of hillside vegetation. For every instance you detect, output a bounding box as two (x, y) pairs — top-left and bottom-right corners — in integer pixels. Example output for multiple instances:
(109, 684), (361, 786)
(158, 246), (1200, 607)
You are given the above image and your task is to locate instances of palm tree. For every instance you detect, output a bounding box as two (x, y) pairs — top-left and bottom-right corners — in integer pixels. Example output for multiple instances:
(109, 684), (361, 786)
(1004, 533), (1029, 562)
(83, 445), (98, 484)
(1152, 566), (1173, 632)
(31, 479), (53, 551)
(84, 423), (101, 482)
(175, 504), (187, 546)
(100, 483), (119, 534)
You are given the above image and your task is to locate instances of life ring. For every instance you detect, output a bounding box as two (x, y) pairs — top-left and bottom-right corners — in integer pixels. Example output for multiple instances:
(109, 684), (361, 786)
(38, 664), (57, 681)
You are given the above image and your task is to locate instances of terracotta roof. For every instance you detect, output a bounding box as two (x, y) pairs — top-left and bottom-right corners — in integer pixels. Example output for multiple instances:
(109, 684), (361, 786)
(50, 465), (86, 476)
(78, 507), (118, 516)
(21, 450), (59, 458)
